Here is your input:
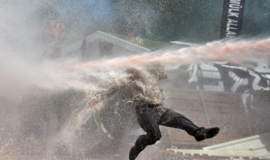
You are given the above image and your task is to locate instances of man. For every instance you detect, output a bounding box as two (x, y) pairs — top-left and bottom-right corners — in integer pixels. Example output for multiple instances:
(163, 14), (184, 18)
(88, 64), (219, 160)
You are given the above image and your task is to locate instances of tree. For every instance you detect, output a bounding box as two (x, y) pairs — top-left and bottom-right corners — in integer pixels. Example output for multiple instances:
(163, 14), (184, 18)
(111, 0), (222, 42)
(242, 0), (270, 37)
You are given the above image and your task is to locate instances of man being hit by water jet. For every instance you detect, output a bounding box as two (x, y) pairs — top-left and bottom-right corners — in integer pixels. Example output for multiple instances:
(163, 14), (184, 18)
(88, 63), (220, 160)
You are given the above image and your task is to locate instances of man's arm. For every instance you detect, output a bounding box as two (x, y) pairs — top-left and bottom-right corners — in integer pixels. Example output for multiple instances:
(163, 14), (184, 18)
(88, 84), (125, 108)
(88, 93), (103, 108)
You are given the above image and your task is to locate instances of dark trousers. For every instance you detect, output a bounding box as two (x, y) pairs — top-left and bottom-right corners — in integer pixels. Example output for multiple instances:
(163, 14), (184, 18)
(129, 106), (200, 160)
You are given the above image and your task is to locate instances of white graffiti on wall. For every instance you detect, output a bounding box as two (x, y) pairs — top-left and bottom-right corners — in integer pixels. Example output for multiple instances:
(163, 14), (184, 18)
(186, 58), (270, 112)
(188, 62), (226, 91)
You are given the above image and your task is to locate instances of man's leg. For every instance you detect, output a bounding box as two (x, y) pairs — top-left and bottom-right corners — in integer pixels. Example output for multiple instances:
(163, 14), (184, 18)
(129, 133), (161, 160)
(159, 108), (219, 141)
(129, 107), (161, 160)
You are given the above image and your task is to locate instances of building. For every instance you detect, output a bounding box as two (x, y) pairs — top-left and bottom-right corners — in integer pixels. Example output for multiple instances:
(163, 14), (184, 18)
(61, 31), (175, 59)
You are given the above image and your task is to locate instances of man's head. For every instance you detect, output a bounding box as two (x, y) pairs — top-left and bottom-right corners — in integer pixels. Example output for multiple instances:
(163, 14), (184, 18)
(145, 62), (167, 80)
(125, 68), (143, 81)
(125, 63), (167, 82)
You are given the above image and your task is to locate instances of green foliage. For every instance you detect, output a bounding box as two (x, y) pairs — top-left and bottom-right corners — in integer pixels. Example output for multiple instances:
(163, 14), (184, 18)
(263, 1), (270, 17)
(242, 0), (270, 36)
(111, 0), (270, 42)
(111, 0), (222, 42)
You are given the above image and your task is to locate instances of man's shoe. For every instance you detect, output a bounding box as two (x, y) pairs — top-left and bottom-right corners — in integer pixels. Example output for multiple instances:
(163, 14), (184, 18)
(194, 127), (220, 142)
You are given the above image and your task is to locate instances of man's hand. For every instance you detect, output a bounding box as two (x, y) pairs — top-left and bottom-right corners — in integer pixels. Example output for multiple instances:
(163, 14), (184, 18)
(88, 95), (102, 108)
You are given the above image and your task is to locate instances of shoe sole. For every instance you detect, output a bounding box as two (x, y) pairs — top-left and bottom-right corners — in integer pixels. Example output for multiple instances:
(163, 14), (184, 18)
(206, 128), (220, 138)
(195, 127), (220, 142)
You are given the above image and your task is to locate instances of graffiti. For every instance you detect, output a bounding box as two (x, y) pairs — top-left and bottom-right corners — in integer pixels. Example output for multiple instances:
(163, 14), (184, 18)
(188, 62), (225, 91)
(184, 58), (270, 112)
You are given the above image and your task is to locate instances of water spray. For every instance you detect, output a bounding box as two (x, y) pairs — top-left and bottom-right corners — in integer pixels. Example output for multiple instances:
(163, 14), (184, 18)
(72, 37), (270, 70)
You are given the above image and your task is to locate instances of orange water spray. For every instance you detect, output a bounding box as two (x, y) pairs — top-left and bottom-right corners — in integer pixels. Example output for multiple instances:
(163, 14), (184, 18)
(73, 38), (270, 70)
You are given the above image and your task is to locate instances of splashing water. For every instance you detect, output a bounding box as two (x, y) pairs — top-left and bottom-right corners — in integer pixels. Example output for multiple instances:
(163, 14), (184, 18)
(1, 37), (270, 160)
